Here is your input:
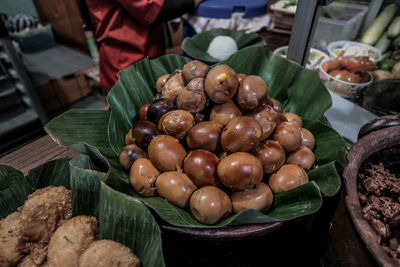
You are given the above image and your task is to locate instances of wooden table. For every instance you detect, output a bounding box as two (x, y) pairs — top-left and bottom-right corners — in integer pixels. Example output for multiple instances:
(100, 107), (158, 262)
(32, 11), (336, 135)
(0, 135), (79, 174)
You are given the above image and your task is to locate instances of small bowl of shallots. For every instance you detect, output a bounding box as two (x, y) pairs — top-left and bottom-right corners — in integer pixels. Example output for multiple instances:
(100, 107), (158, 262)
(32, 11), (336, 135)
(319, 51), (374, 99)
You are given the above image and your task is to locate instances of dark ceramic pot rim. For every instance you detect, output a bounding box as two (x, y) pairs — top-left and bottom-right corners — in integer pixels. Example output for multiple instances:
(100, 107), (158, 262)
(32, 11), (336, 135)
(343, 126), (400, 266)
(160, 221), (284, 241)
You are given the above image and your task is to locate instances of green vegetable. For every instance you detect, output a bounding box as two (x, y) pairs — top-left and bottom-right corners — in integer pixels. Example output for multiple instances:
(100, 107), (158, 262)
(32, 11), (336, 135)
(380, 51), (392, 61)
(393, 35), (400, 49)
(379, 58), (397, 71)
(387, 16), (400, 38)
(375, 32), (391, 53)
(361, 4), (398, 45)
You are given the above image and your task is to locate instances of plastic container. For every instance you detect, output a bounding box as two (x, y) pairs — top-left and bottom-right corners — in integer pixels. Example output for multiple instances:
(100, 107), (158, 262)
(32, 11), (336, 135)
(327, 40), (382, 62)
(312, 2), (368, 51)
(183, 0), (268, 38)
(193, 0), (267, 19)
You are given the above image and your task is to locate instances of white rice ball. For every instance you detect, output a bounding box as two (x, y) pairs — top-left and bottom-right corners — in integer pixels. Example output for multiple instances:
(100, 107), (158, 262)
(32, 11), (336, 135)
(207, 36), (238, 61)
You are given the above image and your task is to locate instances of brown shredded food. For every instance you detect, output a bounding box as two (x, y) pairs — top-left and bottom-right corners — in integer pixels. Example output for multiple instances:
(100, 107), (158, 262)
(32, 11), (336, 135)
(359, 163), (400, 264)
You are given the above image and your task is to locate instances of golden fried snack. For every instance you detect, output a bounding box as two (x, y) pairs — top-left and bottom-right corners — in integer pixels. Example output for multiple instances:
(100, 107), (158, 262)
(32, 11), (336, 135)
(20, 186), (72, 243)
(21, 244), (48, 266)
(0, 212), (25, 266)
(78, 240), (140, 267)
(18, 255), (48, 267)
(47, 215), (98, 267)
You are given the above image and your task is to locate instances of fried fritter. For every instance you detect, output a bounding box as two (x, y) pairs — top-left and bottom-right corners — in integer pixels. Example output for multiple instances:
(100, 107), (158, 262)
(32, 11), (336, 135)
(20, 186), (72, 243)
(0, 212), (25, 266)
(18, 255), (48, 267)
(21, 242), (48, 266)
(78, 240), (140, 267)
(47, 215), (98, 267)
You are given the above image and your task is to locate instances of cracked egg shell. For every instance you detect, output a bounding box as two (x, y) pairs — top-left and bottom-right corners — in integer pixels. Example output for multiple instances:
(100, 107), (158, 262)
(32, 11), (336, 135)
(158, 110), (194, 140)
(156, 74), (169, 92)
(209, 100), (242, 127)
(176, 77), (207, 113)
(161, 69), (185, 100)
(182, 60), (208, 85)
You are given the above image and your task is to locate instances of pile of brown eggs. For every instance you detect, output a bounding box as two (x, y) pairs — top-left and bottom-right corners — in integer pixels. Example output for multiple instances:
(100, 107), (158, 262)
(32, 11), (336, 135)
(119, 60), (316, 225)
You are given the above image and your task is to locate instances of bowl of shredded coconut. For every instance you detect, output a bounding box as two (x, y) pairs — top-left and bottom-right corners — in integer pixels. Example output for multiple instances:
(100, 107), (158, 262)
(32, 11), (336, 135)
(182, 28), (266, 63)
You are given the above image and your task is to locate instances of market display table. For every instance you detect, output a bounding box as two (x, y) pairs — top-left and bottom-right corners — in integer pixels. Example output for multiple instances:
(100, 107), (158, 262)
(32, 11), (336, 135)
(0, 30), (379, 266)
(0, 134), (376, 266)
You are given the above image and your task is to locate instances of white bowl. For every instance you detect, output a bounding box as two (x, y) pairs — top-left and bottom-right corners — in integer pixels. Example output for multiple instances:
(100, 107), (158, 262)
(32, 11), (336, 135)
(273, 46), (329, 69)
(327, 41), (382, 62)
(318, 58), (373, 99)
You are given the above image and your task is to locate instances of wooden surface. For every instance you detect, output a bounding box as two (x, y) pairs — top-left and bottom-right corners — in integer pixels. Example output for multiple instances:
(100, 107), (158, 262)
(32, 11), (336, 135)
(0, 135), (79, 174)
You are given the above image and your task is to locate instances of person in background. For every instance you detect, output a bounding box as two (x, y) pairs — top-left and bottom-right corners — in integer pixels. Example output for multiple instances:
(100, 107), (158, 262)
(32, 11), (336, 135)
(85, 0), (203, 91)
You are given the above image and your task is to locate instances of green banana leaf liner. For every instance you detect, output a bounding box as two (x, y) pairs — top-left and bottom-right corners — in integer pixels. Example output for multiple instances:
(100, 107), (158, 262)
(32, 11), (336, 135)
(181, 28), (266, 63)
(45, 46), (347, 229)
(0, 158), (165, 267)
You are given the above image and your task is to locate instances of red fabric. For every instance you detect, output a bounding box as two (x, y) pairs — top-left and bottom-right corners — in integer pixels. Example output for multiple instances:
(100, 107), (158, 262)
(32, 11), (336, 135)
(85, 0), (165, 90)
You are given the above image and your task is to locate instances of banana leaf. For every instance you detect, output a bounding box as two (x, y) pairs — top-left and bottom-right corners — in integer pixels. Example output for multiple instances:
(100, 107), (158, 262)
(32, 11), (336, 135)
(0, 158), (72, 219)
(0, 158), (165, 267)
(45, 46), (346, 228)
(99, 182), (165, 267)
(69, 157), (165, 267)
(104, 165), (322, 227)
(181, 28), (266, 63)
(69, 156), (105, 217)
(0, 165), (31, 218)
